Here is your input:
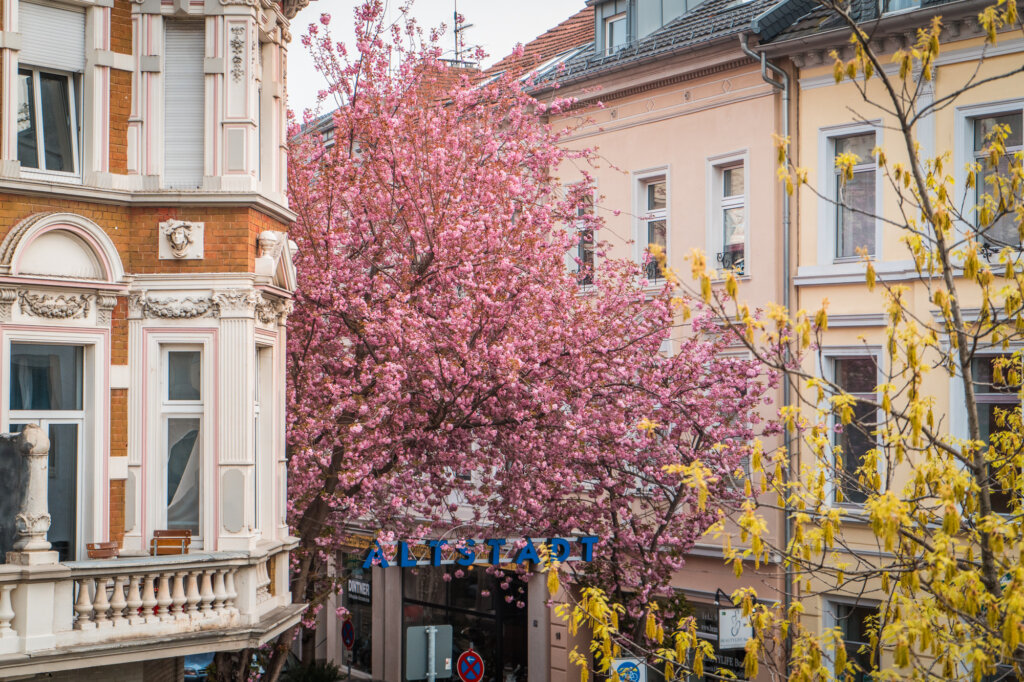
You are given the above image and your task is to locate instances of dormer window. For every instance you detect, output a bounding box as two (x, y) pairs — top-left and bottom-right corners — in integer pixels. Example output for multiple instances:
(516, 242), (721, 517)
(605, 13), (627, 54)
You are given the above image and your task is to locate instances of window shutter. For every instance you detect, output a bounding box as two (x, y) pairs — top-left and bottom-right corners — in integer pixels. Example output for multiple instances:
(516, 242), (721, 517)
(163, 21), (205, 189)
(19, 2), (85, 73)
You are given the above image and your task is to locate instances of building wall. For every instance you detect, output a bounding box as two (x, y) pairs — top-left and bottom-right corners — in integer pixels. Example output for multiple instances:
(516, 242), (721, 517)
(546, 51), (789, 682)
(789, 21), (1024, 666)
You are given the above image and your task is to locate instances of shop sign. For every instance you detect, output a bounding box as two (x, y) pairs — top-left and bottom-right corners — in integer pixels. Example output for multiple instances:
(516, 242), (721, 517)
(347, 578), (371, 604)
(718, 608), (753, 650)
(611, 658), (647, 682)
(363, 536), (599, 569)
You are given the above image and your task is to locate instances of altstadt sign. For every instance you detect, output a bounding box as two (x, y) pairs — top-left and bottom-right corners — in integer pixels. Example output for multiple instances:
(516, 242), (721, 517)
(363, 536), (599, 569)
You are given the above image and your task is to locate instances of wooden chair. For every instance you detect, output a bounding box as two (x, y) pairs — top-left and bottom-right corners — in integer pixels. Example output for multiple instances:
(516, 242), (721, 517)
(149, 529), (191, 556)
(86, 541), (120, 559)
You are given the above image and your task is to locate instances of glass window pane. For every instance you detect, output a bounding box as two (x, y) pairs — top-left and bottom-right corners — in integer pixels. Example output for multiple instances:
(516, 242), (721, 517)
(836, 170), (876, 258)
(977, 158), (1019, 248)
(836, 603), (876, 676)
(168, 351), (201, 401)
(166, 417), (200, 535)
(646, 180), (666, 211)
(835, 357), (876, 394)
(722, 207), (745, 273)
(46, 423), (79, 562)
(645, 219), (666, 280)
(10, 344), (83, 411)
(838, 400), (875, 504)
(606, 15), (626, 52)
(835, 133), (875, 161)
(975, 113), (1023, 151)
(38, 72), (74, 173)
(972, 356), (1020, 395)
(17, 70), (38, 169)
(723, 167), (744, 197)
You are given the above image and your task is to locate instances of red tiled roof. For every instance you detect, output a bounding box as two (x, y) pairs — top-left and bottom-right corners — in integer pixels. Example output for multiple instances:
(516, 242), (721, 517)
(483, 6), (595, 78)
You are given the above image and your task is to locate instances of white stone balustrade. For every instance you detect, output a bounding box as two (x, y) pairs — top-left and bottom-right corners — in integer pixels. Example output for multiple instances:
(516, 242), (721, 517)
(0, 543), (295, 663)
(71, 565), (238, 630)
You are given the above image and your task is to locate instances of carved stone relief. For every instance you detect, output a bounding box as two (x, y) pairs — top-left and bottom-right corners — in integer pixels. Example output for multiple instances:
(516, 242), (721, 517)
(17, 291), (91, 319)
(255, 293), (292, 326)
(130, 292), (219, 319)
(159, 220), (204, 260)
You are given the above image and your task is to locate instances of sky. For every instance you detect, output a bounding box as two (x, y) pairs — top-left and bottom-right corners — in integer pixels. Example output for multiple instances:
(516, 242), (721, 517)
(286, 0), (586, 115)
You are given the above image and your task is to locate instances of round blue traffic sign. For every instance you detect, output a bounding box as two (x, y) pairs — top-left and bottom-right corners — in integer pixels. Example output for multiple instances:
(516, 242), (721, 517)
(457, 649), (484, 682)
(616, 661), (642, 682)
(341, 619), (355, 650)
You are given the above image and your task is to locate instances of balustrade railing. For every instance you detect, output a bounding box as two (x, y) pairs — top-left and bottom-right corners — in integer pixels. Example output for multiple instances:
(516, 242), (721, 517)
(71, 565), (239, 630)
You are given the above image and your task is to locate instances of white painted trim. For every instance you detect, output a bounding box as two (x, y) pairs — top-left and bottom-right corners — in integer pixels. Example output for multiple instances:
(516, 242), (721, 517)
(798, 39), (1024, 92)
(794, 259), (920, 286)
(705, 149), (749, 277)
(1, 326), (109, 559)
(632, 165), (671, 280)
(819, 347), (885, 506)
(952, 97), (1024, 245)
(143, 330), (217, 551)
(817, 121), (884, 266)
(826, 313), (887, 327)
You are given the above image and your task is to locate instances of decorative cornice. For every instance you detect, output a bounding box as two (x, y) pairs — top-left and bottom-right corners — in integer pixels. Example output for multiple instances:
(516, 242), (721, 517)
(96, 295), (119, 326)
(0, 288), (16, 322)
(562, 58), (754, 110)
(255, 293), (292, 325)
(215, 288), (259, 315)
(17, 291), (91, 319)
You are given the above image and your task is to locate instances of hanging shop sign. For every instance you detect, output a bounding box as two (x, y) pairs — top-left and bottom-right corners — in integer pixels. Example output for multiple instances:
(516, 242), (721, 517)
(362, 536), (599, 569)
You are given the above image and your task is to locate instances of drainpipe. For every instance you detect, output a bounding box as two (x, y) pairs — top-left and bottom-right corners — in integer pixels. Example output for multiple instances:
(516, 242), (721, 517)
(739, 31), (794, 672)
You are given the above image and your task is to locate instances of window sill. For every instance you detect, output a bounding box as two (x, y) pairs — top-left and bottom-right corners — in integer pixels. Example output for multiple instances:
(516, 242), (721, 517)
(795, 259), (919, 287)
(20, 168), (83, 185)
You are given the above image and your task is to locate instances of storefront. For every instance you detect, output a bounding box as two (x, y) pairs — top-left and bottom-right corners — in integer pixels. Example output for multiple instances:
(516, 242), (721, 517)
(402, 565), (528, 682)
(341, 553), (374, 675)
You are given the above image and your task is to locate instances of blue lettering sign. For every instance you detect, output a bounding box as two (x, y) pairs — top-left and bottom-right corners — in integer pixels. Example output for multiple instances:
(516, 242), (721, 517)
(456, 539), (477, 566)
(549, 537), (571, 562)
(485, 538), (506, 565)
(362, 542), (389, 569)
(514, 538), (541, 564)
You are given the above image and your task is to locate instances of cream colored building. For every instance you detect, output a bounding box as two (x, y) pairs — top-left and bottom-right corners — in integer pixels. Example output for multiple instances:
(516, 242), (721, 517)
(750, 0), (1024, 676)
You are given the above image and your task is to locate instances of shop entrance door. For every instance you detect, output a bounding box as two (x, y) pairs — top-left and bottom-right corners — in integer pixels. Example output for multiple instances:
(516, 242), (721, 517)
(402, 566), (528, 681)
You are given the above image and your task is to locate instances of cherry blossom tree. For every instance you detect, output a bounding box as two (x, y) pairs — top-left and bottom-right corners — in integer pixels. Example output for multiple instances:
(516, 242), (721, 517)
(251, 3), (777, 679)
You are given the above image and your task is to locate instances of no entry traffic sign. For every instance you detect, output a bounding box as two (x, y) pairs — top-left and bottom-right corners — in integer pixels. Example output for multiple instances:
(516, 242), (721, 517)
(341, 619), (355, 650)
(456, 649), (484, 682)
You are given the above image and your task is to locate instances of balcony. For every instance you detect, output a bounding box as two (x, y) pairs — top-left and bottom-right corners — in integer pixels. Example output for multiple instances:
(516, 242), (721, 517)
(0, 425), (303, 677)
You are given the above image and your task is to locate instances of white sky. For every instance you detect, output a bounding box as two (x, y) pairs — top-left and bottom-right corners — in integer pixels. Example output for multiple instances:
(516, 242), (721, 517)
(286, 0), (587, 115)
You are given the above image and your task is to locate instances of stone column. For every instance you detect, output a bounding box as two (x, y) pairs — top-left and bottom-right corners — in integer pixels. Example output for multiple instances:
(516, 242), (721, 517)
(7, 424), (57, 566)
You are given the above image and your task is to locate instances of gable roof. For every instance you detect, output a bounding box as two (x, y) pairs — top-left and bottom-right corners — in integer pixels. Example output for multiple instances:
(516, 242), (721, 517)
(524, 0), (777, 93)
(482, 6), (595, 79)
(756, 0), (970, 44)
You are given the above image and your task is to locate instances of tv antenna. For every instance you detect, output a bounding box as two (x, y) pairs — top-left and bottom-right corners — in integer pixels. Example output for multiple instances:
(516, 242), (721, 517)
(453, 0), (475, 65)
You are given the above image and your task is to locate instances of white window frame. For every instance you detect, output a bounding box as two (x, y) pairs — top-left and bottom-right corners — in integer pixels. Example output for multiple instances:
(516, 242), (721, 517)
(824, 598), (880, 676)
(948, 343), (1024, 516)
(706, 151), (749, 277)
(634, 166), (670, 284)
(144, 332), (215, 552)
(254, 343), (274, 535)
(817, 122), (883, 265)
(1, 330), (106, 560)
(954, 98), (1024, 252)
(16, 66), (81, 182)
(820, 347), (884, 506)
(881, 0), (920, 13)
(160, 344), (205, 546)
(604, 12), (627, 55)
